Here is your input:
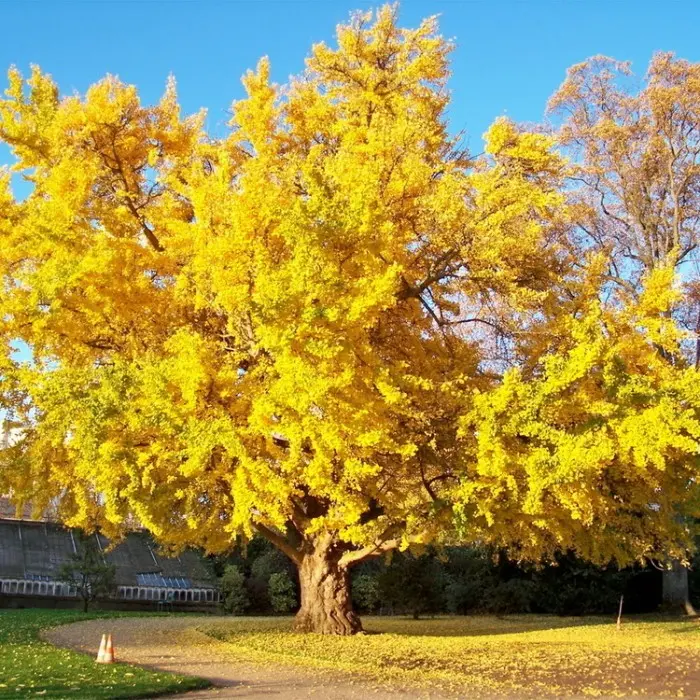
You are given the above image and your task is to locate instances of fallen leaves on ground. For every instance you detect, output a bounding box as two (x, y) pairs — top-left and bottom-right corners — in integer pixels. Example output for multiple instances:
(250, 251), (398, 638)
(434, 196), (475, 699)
(200, 615), (700, 698)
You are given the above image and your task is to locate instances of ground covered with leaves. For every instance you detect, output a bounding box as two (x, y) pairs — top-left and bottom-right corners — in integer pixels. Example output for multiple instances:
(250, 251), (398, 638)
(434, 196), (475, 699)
(203, 615), (700, 697)
(0, 609), (209, 699)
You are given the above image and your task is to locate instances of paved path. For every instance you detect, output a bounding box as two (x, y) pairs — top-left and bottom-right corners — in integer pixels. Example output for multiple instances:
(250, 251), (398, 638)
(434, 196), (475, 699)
(43, 616), (447, 699)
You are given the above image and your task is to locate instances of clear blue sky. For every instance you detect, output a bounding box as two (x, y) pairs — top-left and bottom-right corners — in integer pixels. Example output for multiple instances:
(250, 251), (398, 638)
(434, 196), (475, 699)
(1, 0), (700, 155)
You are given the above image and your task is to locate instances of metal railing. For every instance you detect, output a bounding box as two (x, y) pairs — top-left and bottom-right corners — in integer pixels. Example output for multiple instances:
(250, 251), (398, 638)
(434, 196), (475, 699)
(115, 585), (221, 603)
(0, 578), (221, 603)
(0, 579), (77, 597)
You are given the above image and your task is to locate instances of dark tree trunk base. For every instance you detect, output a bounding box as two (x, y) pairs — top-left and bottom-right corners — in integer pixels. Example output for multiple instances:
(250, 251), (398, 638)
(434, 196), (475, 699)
(662, 561), (698, 616)
(293, 606), (362, 635)
(294, 546), (363, 635)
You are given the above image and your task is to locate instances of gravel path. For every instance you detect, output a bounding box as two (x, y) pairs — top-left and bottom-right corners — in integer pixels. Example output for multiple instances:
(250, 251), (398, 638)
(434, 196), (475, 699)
(42, 616), (446, 699)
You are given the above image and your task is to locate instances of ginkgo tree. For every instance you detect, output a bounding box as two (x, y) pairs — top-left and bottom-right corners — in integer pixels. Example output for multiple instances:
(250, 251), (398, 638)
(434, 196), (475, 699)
(548, 51), (700, 612)
(1, 6), (699, 634)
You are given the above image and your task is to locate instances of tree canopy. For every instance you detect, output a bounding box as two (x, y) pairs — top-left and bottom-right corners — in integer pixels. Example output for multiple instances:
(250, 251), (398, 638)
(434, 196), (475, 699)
(1, 5), (699, 633)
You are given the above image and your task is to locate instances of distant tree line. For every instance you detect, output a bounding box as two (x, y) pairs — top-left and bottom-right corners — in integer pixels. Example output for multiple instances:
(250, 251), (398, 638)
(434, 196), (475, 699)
(213, 537), (699, 618)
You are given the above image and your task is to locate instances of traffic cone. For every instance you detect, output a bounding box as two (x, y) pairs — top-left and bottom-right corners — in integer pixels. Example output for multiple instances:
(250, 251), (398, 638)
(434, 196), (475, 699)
(96, 634), (107, 663)
(103, 634), (115, 664)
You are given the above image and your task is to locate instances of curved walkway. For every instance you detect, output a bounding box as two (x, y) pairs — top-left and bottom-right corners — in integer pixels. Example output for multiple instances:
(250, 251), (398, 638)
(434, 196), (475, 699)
(42, 616), (440, 699)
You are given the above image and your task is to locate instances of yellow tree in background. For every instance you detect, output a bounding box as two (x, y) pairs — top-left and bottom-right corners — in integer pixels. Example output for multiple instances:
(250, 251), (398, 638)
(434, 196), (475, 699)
(548, 52), (700, 612)
(1, 7), (699, 633)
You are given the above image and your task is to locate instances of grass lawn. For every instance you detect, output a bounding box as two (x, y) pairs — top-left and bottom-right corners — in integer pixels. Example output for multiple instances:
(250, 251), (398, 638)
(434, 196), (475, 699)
(0, 609), (210, 699)
(203, 614), (700, 697)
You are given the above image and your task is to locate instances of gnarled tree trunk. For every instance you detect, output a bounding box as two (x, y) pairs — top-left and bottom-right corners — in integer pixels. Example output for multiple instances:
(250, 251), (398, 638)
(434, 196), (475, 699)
(294, 543), (362, 635)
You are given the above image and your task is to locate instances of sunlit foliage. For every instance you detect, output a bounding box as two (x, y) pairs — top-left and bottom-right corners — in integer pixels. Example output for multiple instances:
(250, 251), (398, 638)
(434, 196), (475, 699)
(1, 5), (699, 633)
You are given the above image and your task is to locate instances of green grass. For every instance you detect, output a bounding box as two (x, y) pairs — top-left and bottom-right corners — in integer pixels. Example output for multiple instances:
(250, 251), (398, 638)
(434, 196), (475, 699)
(0, 609), (210, 699)
(202, 614), (700, 697)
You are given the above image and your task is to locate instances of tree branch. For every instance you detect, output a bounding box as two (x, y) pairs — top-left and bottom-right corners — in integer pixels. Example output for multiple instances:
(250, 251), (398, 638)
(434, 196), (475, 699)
(252, 522), (303, 564)
(445, 317), (505, 333)
(339, 538), (399, 568)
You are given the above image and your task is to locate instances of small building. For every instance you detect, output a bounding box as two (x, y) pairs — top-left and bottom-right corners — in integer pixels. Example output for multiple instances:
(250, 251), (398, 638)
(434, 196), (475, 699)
(0, 499), (221, 610)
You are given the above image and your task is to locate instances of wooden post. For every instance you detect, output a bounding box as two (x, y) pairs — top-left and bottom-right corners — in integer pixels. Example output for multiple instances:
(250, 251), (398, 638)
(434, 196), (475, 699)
(616, 594), (624, 631)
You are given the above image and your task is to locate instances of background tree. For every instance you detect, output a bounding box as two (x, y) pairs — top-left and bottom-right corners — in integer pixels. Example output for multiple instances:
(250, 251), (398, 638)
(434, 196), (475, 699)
(220, 565), (250, 615)
(56, 533), (116, 612)
(212, 535), (669, 615)
(350, 572), (381, 614)
(548, 54), (700, 289)
(1, 7), (699, 634)
(378, 551), (446, 619)
(247, 546), (296, 612)
(548, 53), (700, 612)
(268, 572), (297, 613)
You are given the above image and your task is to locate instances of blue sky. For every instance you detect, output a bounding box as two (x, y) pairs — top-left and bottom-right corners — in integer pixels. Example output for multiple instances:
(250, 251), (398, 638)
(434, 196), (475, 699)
(1, 0), (700, 158)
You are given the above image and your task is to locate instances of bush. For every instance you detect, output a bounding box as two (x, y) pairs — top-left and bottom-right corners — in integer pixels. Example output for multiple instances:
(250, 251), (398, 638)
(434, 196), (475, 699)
(690, 565), (700, 609)
(444, 548), (493, 614)
(251, 548), (295, 581)
(248, 547), (297, 612)
(268, 571), (297, 613)
(535, 580), (619, 616)
(445, 578), (488, 614)
(531, 554), (629, 615)
(211, 536), (673, 616)
(483, 579), (538, 614)
(379, 551), (446, 618)
(221, 565), (250, 614)
(56, 533), (116, 613)
(352, 573), (381, 613)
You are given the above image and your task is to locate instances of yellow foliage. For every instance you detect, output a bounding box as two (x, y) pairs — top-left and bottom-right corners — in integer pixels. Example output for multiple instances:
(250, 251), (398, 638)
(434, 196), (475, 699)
(0, 6), (698, 575)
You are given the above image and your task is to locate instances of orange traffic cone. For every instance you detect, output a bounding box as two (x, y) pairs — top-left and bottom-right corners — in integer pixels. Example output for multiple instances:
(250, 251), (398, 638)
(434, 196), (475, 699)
(96, 634), (107, 663)
(103, 634), (115, 664)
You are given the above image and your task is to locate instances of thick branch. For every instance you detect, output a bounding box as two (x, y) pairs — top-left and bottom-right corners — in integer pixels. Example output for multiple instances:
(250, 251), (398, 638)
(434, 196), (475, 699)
(339, 538), (399, 567)
(124, 197), (165, 252)
(358, 498), (385, 525)
(252, 522), (303, 564)
(104, 133), (165, 252)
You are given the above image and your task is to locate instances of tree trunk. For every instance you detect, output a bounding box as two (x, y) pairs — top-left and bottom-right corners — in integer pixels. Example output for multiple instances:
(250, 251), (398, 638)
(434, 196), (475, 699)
(294, 545), (362, 635)
(662, 560), (697, 616)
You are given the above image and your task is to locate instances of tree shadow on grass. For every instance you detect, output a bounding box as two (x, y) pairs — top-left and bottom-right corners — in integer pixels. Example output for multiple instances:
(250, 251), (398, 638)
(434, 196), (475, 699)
(668, 617), (700, 633)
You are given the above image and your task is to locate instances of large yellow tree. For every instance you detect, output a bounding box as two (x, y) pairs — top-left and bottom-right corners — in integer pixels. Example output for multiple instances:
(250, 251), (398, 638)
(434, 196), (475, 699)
(1, 7), (699, 633)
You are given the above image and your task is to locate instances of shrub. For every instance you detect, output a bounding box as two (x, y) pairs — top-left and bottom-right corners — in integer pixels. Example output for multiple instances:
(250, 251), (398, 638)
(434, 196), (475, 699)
(483, 579), (538, 614)
(221, 565), (250, 614)
(444, 548), (493, 614)
(352, 573), (381, 613)
(56, 533), (116, 613)
(268, 571), (297, 613)
(531, 554), (629, 615)
(251, 548), (295, 581)
(247, 548), (296, 612)
(379, 551), (446, 618)
(445, 578), (487, 614)
(689, 564), (700, 608)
